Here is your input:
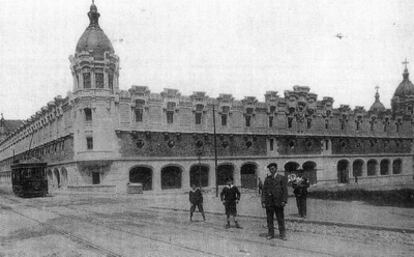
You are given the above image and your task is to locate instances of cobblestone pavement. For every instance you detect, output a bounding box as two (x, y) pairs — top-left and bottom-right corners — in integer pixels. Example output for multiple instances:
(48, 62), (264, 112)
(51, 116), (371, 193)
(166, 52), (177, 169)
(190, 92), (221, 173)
(149, 190), (414, 230)
(0, 191), (413, 257)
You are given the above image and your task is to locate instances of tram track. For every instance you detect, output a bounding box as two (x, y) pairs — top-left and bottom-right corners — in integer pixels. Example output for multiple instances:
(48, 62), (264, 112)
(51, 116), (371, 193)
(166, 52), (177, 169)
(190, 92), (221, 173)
(0, 194), (228, 257)
(2, 192), (336, 257)
(0, 194), (124, 257)
(56, 203), (340, 257)
(2, 192), (407, 257)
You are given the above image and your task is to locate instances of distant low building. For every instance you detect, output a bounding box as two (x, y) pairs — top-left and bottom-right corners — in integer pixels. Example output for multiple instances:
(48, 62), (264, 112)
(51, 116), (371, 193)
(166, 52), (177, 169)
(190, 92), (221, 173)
(0, 115), (24, 142)
(0, 3), (413, 193)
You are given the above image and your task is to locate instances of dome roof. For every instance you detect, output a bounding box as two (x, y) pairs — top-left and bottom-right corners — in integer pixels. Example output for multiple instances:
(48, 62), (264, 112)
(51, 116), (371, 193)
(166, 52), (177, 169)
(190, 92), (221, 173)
(393, 68), (414, 98)
(75, 3), (114, 58)
(369, 89), (385, 112)
(369, 100), (385, 112)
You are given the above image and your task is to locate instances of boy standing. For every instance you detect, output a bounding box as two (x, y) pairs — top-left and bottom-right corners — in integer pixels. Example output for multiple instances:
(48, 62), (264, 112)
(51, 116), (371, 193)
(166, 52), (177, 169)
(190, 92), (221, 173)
(189, 184), (206, 221)
(220, 179), (242, 229)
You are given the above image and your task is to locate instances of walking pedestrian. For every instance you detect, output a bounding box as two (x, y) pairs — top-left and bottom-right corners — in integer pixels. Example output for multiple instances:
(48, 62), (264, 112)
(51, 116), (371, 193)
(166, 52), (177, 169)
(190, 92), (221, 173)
(261, 163), (288, 240)
(189, 184), (206, 221)
(292, 171), (310, 218)
(220, 179), (242, 229)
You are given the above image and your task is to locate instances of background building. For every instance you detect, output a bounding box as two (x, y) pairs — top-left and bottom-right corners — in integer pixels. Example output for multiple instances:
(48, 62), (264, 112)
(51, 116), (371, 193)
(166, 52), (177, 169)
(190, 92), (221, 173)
(0, 3), (413, 193)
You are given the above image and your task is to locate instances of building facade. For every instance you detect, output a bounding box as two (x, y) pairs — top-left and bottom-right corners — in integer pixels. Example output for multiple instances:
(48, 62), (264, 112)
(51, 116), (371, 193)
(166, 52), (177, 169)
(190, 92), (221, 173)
(1, 3), (413, 193)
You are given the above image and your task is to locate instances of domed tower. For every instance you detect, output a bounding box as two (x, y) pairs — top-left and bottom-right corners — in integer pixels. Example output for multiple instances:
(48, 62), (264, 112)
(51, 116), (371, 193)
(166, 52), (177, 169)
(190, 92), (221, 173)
(69, 1), (121, 164)
(69, 1), (119, 93)
(391, 59), (414, 116)
(369, 86), (385, 113)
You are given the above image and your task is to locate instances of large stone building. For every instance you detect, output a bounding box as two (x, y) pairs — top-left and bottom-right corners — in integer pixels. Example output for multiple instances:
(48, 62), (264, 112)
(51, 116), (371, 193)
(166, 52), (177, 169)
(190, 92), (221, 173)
(0, 3), (413, 193)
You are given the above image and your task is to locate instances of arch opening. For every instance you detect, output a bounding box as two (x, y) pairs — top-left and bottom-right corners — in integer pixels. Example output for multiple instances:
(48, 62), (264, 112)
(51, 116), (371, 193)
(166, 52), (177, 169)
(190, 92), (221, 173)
(284, 162), (300, 173)
(240, 163), (257, 189)
(217, 164), (234, 185)
(352, 160), (364, 177)
(380, 159), (390, 175)
(190, 165), (209, 188)
(53, 168), (61, 188)
(337, 160), (349, 184)
(161, 166), (182, 190)
(367, 159), (377, 176)
(130, 166), (153, 191)
(302, 161), (317, 185)
(392, 159), (402, 174)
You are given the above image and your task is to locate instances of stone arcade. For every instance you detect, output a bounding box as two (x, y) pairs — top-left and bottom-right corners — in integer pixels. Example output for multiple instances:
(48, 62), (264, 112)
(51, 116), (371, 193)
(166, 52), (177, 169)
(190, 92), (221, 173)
(0, 2), (413, 193)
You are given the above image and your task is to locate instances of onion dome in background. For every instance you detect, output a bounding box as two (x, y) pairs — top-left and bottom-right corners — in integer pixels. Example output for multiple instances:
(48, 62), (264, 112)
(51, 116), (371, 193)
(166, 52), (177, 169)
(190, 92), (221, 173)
(369, 87), (385, 112)
(393, 62), (414, 98)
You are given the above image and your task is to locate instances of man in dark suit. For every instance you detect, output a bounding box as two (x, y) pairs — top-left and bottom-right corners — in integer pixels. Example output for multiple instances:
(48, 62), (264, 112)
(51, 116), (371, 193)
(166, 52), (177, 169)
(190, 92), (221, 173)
(261, 163), (288, 240)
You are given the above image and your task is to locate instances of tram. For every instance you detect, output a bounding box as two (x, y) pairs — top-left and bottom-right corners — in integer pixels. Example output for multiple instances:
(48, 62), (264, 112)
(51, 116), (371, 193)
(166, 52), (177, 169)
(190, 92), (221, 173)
(11, 161), (48, 198)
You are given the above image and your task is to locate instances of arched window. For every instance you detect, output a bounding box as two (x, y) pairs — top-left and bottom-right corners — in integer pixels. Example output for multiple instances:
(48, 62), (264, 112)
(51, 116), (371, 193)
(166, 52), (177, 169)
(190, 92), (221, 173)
(161, 166), (182, 189)
(367, 159), (377, 176)
(83, 70), (91, 89)
(380, 159), (390, 175)
(95, 72), (104, 88)
(84, 108), (92, 121)
(130, 166), (153, 190)
(392, 159), (402, 174)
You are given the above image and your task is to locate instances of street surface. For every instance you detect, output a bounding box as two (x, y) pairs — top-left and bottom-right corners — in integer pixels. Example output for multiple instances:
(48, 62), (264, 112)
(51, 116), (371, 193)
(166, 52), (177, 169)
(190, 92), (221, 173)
(1, 191), (413, 257)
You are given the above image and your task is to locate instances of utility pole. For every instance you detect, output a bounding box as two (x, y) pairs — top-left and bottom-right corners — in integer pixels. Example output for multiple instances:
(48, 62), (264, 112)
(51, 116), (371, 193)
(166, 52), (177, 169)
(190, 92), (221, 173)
(197, 150), (202, 187)
(213, 104), (218, 197)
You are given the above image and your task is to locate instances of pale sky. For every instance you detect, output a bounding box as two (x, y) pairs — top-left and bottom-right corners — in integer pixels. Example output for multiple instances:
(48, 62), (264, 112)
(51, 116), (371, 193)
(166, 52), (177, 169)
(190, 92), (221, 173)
(1, 0), (414, 119)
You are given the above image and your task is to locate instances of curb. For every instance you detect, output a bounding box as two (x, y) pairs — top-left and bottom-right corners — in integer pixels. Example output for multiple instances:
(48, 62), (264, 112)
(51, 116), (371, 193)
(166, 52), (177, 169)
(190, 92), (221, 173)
(150, 206), (414, 234)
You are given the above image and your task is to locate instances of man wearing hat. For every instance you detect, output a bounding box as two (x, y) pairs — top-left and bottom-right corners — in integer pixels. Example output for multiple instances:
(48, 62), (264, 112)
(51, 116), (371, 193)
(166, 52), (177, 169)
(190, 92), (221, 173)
(261, 163), (288, 240)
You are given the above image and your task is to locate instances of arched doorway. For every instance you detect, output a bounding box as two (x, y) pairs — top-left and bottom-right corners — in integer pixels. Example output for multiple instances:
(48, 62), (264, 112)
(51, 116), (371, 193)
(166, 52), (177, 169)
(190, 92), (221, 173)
(217, 164), (234, 185)
(53, 168), (61, 188)
(161, 165), (182, 189)
(302, 161), (317, 185)
(352, 160), (364, 177)
(190, 165), (209, 187)
(129, 166), (153, 190)
(240, 163), (257, 189)
(380, 159), (390, 175)
(367, 159), (377, 176)
(337, 160), (349, 183)
(392, 159), (402, 174)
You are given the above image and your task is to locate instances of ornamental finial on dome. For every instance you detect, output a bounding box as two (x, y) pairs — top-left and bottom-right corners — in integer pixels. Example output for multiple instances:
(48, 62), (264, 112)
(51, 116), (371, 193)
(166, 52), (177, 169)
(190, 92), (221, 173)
(369, 86), (385, 112)
(402, 58), (409, 80)
(88, 0), (101, 29)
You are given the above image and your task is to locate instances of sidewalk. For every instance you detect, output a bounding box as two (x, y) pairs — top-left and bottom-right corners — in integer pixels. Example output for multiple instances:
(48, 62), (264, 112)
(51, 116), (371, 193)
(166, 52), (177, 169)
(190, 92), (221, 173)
(148, 192), (414, 232)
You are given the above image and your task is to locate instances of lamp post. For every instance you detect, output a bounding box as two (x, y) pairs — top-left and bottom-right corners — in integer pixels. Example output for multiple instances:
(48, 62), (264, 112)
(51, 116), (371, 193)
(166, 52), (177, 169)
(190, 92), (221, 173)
(195, 140), (204, 188)
(212, 104), (218, 197)
(197, 149), (202, 187)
